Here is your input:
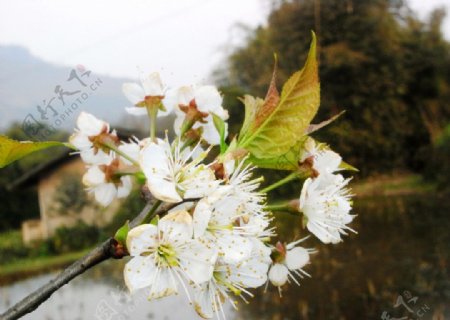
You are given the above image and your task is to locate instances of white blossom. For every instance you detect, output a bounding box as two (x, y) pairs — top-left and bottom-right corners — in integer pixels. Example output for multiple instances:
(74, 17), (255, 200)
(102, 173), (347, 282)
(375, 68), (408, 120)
(69, 112), (115, 165)
(124, 210), (217, 300)
(168, 85), (229, 145)
(193, 238), (271, 319)
(268, 239), (314, 291)
(82, 161), (132, 206)
(299, 174), (356, 244)
(301, 138), (342, 175)
(192, 163), (272, 264)
(122, 72), (173, 116)
(139, 139), (219, 203)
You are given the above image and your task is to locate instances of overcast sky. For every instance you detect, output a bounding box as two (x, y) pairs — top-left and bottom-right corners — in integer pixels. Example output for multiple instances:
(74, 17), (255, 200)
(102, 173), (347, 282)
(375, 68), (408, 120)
(0, 0), (449, 86)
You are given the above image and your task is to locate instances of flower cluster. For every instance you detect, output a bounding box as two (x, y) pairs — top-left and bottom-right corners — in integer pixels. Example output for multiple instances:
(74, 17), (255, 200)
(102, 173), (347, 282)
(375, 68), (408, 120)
(298, 139), (356, 244)
(68, 64), (357, 319)
(70, 112), (141, 206)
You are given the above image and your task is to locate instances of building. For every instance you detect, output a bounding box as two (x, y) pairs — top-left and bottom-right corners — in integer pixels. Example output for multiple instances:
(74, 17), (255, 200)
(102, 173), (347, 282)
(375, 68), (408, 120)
(10, 151), (122, 245)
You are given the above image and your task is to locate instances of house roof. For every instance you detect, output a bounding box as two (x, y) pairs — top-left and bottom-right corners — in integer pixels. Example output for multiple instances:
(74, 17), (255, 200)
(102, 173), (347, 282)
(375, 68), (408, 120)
(8, 128), (145, 190)
(7, 149), (77, 190)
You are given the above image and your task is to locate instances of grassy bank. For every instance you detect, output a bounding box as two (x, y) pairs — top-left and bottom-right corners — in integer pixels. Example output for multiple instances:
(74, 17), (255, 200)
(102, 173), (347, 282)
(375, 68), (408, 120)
(351, 173), (436, 197)
(0, 249), (89, 285)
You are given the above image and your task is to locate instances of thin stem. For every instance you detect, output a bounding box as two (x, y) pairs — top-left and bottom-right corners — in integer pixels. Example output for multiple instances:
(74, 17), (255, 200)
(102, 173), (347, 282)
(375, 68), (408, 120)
(147, 106), (158, 142)
(179, 118), (195, 138)
(101, 141), (139, 166)
(266, 200), (300, 216)
(142, 200), (163, 224)
(266, 203), (292, 212)
(261, 172), (299, 193)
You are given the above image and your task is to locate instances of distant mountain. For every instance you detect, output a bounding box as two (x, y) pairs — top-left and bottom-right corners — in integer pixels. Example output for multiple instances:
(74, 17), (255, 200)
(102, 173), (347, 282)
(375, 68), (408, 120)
(0, 46), (163, 136)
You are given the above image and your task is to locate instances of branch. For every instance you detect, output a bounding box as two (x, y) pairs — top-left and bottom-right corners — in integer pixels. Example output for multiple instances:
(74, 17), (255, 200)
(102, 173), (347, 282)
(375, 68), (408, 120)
(0, 239), (113, 320)
(0, 201), (178, 320)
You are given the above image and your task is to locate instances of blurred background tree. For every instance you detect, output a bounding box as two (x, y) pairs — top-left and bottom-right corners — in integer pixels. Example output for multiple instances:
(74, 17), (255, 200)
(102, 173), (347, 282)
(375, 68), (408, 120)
(218, 0), (450, 179)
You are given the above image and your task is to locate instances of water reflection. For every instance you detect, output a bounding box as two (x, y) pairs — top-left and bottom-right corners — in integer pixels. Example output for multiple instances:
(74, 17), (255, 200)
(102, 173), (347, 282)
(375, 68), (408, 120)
(1, 194), (449, 319)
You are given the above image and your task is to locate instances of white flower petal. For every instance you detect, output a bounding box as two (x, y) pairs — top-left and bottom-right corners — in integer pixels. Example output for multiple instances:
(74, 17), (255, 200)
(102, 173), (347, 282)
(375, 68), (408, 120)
(94, 183), (117, 206)
(193, 283), (214, 319)
(250, 238), (273, 264)
(124, 255), (157, 293)
(314, 150), (342, 174)
(147, 268), (178, 299)
(179, 239), (217, 284)
(177, 86), (195, 107)
(122, 83), (145, 105)
(140, 141), (182, 203)
(223, 159), (235, 178)
(299, 178), (312, 212)
(172, 114), (184, 136)
(159, 210), (193, 243)
(82, 166), (106, 186)
(199, 119), (221, 146)
(181, 166), (218, 199)
(285, 247), (310, 270)
(227, 257), (269, 288)
(77, 112), (107, 136)
(69, 132), (91, 150)
(140, 72), (164, 96)
(126, 224), (158, 257)
(192, 199), (212, 239)
(80, 149), (114, 165)
(118, 141), (140, 165)
(161, 88), (178, 117)
(194, 86), (222, 113)
(149, 177), (182, 203)
(117, 176), (132, 198)
(218, 235), (253, 265)
(307, 220), (341, 244)
(268, 263), (289, 287)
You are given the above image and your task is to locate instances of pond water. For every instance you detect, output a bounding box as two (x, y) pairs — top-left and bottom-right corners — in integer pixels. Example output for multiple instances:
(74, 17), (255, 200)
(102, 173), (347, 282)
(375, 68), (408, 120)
(1, 194), (449, 319)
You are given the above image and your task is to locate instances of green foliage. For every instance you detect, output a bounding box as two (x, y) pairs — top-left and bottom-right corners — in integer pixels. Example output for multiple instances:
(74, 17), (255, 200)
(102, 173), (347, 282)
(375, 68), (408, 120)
(51, 222), (101, 254)
(220, 0), (450, 177)
(212, 113), (227, 153)
(0, 230), (30, 262)
(238, 34), (320, 163)
(0, 135), (68, 169)
(248, 136), (308, 170)
(0, 230), (56, 264)
(425, 124), (450, 190)
(114, 220), (130, 247)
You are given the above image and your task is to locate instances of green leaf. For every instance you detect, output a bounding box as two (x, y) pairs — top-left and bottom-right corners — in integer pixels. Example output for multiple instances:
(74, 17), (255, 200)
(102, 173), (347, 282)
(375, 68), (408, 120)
(239, 32), (320, 159)
(238, 95), (264, 139)
(0, 136), (68, 168)
(114, 220), (130, 246)
(212, 113), (227, 153)
(135, 172), (147, 184)
(150, 215), (159, 226)
(248, 136), (308, 170)
(339, 161), (359, 172)
(306, 111), (345, 135)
